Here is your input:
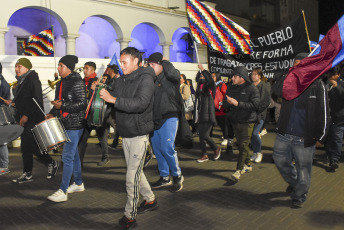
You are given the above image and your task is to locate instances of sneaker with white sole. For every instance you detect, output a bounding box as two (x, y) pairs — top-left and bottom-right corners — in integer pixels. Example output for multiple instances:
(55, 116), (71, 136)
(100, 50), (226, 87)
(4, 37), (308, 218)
(47, 189), (67, 202)
(221, 139), (228, 146)
(255, 153), (263, 163)
(12, 172), (33, 183)
(250, 153), (257, 161)
(47, 160), (59, 179)
(231, 170), (241, 181)
(240, 164), (252, 174)
(67, 182), (85, 193)
(0, 168), (10, 175)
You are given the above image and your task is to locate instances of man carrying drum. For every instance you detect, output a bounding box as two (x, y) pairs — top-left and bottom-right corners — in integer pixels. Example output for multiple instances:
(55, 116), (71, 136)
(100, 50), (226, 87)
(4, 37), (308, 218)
(10, 58), (59, 183)
(46, 55), (87, 202)
(78, 61), (110, 167)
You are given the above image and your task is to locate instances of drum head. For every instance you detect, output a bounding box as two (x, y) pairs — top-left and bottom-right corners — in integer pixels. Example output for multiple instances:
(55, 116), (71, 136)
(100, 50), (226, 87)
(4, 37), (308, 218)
(0, 124), (24, 145)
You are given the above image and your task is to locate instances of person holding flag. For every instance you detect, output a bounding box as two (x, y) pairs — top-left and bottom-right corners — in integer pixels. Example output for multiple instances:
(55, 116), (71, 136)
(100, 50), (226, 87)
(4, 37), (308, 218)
(272, 53), (330, 209)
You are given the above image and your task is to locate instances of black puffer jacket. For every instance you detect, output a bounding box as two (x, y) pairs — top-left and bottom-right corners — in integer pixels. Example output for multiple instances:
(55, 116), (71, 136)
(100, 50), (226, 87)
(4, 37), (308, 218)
(223, 81), (260, 124)
(111, 66), (155, 138)
(50, 72), (87, 130)
(153, 60), (181, 128)
(195, 70), (216, 124)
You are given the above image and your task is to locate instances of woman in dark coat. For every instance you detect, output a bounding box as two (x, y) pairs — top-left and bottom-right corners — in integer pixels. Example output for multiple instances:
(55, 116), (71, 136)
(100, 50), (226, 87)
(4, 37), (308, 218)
(195, 63), (221, 163)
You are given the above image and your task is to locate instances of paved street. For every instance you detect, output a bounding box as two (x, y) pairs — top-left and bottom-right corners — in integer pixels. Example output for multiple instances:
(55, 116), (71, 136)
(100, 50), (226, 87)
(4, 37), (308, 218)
(0, 124), (344, 230)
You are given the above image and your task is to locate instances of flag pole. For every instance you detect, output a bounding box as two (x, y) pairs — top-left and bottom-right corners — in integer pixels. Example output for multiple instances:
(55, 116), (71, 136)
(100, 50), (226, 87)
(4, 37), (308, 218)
(302, 10), (312, 52)
(193, 41), (201, 63)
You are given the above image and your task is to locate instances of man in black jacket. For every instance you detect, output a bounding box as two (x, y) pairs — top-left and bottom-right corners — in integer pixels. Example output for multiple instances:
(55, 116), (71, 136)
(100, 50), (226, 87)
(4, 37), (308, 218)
(100, 47), (157, 229)
(272, 53), (329, 209)
(223, 66), (260, 181)
(148, 52), (184, 193)
(47, 55), (87, 202)
(325, 64), (344, 172)
(11, 58), (59, 183)
(78, 61), (110, 167)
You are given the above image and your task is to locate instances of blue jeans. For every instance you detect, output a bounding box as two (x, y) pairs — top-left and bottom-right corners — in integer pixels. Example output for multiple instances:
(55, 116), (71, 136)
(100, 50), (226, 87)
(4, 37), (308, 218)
(273, 133), (315, 202)
(151, 117), (181, 177)
(60, 129), (84, 193)
(251, 119), (264, 153)
(0, 144), (8, 168)
(325, 123), (344, 162)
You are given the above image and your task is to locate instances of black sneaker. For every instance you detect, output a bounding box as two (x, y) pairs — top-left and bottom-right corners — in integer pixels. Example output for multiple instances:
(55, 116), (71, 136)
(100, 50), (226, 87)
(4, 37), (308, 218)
(137, 199), (159, 214)
(329, 160), (339, 172)
(118, 216), (137, 230)
(98, 157), (110, 166)
(108, 142), (118, 150)
(290, 199), (303, 209)
(286, 185), (294, 195)
(143, 151), (153, 168)
(150, 176), (172, 189)
(12, 172), (33, 183)
(170, 175), (184, 193)
(47, 160), (59, 179)
(225, 145), (233, 155)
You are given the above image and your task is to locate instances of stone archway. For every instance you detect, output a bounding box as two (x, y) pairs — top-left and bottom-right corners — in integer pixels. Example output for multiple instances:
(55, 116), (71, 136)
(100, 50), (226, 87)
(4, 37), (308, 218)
(6, 6), (67, 56)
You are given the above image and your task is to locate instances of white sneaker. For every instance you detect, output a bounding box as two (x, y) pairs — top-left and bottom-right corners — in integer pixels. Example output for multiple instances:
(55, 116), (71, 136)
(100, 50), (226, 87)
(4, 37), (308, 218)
(221, 139), (228, 146)
(255, 153), (263, 163)
(250, 153), (257, 161)
(47, 189), (67, 202)
(260, 129), (267, 136)
(240, 164), (253, 174)
(231, 170), (241, 181)
(67, 182), (85, 193)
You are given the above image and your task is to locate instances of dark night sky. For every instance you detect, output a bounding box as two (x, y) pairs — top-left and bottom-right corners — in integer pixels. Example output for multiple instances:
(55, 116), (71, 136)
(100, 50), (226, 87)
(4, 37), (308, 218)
(319, 0), (344, 35)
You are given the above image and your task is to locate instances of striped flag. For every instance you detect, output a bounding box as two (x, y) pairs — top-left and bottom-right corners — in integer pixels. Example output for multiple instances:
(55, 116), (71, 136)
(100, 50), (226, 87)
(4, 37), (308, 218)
(21, 27), (54, 56)
(186, 0), (252, 54)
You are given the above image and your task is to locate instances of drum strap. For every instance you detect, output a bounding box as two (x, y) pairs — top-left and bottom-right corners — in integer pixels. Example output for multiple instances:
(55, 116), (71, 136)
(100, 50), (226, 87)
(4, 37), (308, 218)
(59, 81), (69, 118)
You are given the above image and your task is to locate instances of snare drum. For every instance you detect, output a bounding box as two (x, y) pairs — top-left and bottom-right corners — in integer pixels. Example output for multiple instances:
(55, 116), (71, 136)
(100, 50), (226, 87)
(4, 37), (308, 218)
(90, 85), (107, 127)
(0, 105), (23, 145)
(31, 117), (70, 153)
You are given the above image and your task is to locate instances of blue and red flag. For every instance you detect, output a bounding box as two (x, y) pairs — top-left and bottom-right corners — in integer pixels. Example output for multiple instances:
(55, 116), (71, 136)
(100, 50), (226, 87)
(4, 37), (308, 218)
(186, 0), (252, 54)
(21, 27), (54, 56)
(283, 15), (344, 100)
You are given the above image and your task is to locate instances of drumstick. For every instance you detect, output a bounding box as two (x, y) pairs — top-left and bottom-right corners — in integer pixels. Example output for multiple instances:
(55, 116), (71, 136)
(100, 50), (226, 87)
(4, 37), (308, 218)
(0, 96), (7, 102)
(32, 98), (46, 116)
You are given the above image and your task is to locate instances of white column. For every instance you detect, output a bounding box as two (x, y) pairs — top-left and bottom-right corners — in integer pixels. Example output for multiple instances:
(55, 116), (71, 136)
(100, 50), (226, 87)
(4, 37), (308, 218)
(117, 38), (132, 51)
(159, 42), (173, 60)
(62, 33), (79, 55)
(0, 28), (8, 55)
(194, 43), (207, 63)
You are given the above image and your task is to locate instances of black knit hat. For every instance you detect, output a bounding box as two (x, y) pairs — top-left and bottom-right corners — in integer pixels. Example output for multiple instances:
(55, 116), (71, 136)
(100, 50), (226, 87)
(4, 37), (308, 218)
(148, 52), (163, 65)
(108, 64), (119, 74)
(295, 52), (309, 60)
(59, 55), (78, 71)
(233, 66), (250, 82)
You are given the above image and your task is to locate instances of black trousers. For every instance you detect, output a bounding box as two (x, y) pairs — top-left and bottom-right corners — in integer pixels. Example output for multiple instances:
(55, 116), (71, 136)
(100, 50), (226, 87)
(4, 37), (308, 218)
(199, 122), (217, 155)
(21, 122), (53, 173)
(78, 123), (109, 164)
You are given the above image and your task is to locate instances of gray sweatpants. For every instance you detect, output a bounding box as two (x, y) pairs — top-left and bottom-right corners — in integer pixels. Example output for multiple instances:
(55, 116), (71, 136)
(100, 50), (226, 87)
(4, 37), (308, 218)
(123, 135), (155, 220)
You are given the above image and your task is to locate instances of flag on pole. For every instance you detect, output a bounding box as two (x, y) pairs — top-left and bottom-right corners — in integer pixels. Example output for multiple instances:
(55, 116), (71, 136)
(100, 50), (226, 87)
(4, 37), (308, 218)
(283, 14), (344, 100)
(21, 27), (54, 56)
(186, 0), (252, 54)
(108, 52), (123, 76)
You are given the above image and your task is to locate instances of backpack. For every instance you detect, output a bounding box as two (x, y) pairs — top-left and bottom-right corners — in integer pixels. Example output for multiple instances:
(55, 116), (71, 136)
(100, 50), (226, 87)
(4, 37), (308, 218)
(214, 82), (225, 110)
